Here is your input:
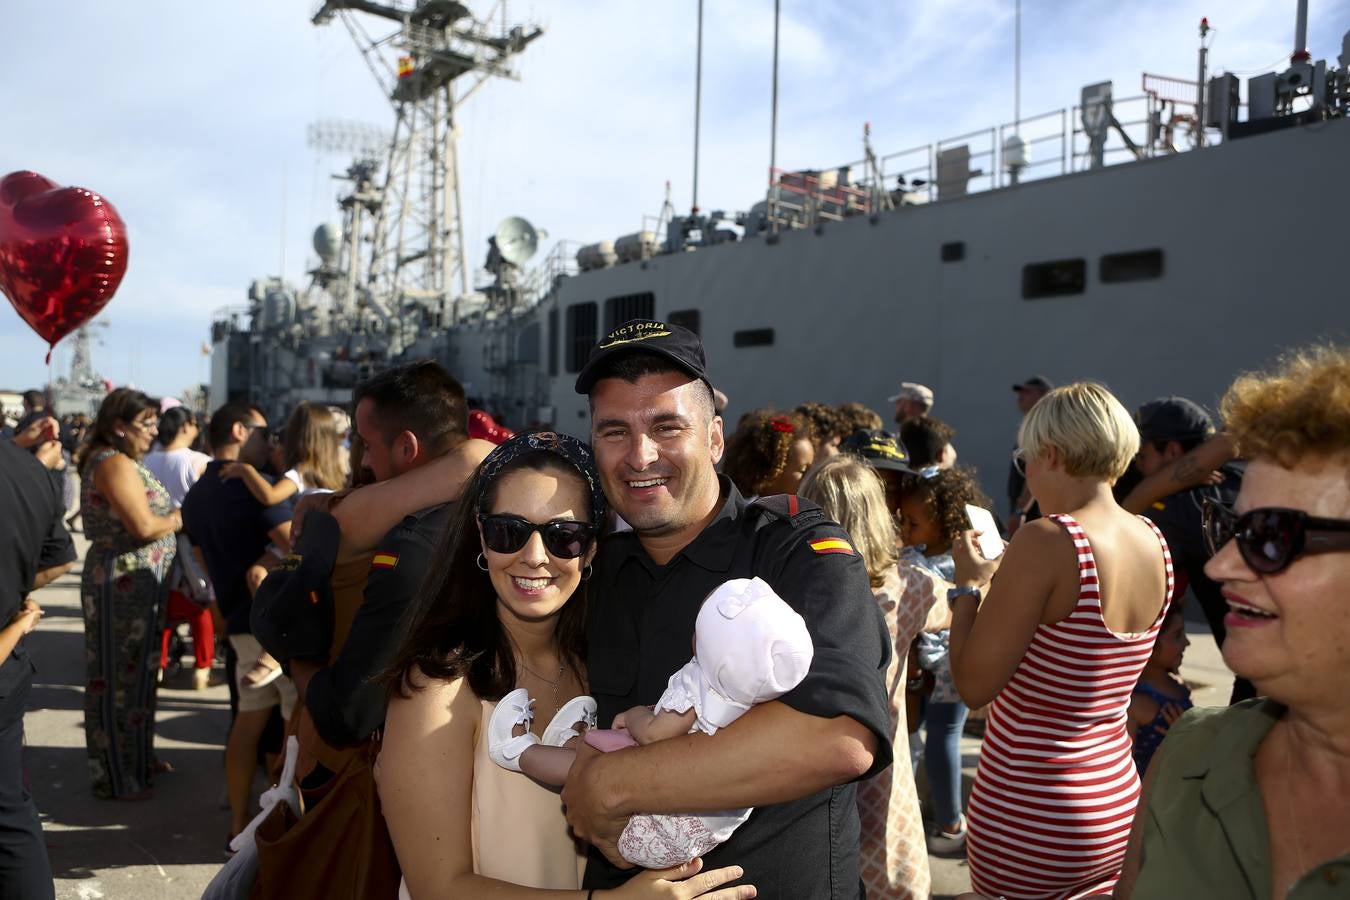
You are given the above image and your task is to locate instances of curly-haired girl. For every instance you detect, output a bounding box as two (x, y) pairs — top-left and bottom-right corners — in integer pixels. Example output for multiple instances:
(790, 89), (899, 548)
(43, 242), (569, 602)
(722, 409), (815, 499)
(895, 465), (992, 853)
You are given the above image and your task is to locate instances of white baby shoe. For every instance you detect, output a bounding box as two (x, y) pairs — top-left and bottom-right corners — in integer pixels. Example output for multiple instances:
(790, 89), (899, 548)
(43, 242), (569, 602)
(488, 688), (539, 772)
(542, 695), (598, 746)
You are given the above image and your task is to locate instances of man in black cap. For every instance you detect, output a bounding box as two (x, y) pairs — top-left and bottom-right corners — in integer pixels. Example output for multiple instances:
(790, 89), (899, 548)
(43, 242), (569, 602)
(562, 319), (893, 898)
(0, 426), (76, 900)
(1132, 396), (1250, 703)
(839, 428), (916, 517)
(1007, 375), (1053, 535)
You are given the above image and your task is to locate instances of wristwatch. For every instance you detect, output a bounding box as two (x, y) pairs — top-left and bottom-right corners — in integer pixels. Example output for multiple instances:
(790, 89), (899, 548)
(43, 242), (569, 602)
(947, 585), (981, 610)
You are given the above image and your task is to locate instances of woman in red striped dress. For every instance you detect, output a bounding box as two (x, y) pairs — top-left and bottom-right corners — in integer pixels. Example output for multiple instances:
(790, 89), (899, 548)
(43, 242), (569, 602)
(945, 382), (1174, 899)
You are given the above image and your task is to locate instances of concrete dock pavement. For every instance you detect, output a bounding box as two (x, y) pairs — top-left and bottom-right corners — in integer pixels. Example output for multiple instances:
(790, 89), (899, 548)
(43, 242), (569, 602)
(25, 533), (233, 899)
(21, 533), (1239, 899)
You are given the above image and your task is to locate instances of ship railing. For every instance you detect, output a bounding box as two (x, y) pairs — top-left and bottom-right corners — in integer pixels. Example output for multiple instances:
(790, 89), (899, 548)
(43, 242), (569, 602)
(518, 240), (581, 306)
(759, 91), (1204, 231)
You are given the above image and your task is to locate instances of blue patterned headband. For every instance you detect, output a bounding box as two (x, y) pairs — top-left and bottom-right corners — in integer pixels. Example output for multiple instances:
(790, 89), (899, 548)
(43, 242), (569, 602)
(477, 430), (606, 526)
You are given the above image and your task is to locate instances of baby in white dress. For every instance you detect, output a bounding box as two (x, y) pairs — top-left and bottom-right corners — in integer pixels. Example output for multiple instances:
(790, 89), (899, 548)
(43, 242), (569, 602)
(487, 576), (814, 869)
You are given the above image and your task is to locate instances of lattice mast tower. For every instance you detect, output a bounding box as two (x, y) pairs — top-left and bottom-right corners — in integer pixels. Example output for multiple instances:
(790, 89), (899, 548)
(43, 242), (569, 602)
(312, 1), (541, 320)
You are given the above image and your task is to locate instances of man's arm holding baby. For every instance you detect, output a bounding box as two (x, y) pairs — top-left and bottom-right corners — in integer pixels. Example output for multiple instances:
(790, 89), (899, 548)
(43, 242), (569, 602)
(564, 519), (891, 866)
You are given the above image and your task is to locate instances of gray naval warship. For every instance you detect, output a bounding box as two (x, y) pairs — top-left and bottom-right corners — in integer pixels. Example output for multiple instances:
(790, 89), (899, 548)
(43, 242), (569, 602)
(210, 0), (1350, 511)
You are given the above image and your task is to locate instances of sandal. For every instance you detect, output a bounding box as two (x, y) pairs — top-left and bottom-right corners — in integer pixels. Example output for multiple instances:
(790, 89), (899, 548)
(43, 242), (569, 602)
(488, 688), (538, 772)
(244, 654), (283, 688)
(542, 695), (597, 746)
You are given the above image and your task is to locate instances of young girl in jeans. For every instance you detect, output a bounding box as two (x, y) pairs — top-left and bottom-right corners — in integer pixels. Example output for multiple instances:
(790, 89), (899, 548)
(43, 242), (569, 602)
(896, 466), (992, 853)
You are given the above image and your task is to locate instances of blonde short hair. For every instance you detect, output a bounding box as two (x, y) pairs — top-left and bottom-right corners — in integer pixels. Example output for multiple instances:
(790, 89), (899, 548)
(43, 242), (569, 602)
(1222, 345), (1350, 467)
(1018, 381), (1139, 481)
(799, 455), (897, 588)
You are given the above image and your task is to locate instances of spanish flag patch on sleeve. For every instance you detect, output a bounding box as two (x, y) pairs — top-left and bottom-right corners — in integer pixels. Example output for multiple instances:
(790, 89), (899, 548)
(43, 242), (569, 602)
(371, 553), (399, 570)
(809, 537), (855, 556)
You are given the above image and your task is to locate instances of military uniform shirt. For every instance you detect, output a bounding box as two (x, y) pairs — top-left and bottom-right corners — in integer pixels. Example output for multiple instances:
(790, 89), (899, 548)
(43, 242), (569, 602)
(305, 502), (454, 746)
(583, 477), (893, 899)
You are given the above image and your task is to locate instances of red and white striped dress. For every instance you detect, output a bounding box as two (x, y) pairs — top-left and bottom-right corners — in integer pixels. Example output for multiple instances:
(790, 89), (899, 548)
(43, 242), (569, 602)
(965, 513), (1173, 899)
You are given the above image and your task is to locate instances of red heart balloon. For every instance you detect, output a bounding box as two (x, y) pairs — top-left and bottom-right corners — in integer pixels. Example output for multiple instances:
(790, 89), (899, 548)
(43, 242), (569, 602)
(0, 170), (129, 361)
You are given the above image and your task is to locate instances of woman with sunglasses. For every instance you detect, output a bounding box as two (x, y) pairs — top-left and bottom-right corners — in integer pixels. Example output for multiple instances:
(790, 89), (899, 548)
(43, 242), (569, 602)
(945, 382), (1173, 899)
(377, 431), (754, 899)
(1117, 346), (1350, 898)
(76, 387), (183, 799)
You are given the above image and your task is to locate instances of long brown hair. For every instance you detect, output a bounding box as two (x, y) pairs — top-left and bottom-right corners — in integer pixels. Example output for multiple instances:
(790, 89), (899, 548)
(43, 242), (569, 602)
(76, 388), (158, 470)
(383, 450), (594, 701)
(282, 402), (344, 491)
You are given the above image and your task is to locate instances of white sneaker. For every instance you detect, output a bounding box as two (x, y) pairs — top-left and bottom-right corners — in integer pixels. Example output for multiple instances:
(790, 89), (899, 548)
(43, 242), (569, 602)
(926, 814), (968, 854)
(488, 688), (539, 772)
(542, 696), (597, 746)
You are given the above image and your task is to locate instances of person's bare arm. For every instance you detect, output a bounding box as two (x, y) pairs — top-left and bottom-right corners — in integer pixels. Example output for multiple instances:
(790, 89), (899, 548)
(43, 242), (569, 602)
(221, 462), (298, 506)
(32, 562), (74, 590)
(1121, 433), (1236, 514)
(0, 600), (42, 666)
(93, 454), (180, 542)
(947, 522), (1069, 709)
(332, 439), (493, 562)
(266, 522), (292, 556)
(562, 700), (877, 866)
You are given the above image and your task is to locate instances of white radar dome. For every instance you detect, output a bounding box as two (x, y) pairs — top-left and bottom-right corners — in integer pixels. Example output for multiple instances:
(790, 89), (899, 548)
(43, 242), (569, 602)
(313, 224), (342, 264)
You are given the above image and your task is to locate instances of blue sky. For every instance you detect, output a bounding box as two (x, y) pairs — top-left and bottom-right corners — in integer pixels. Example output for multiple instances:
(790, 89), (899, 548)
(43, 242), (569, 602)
(2, 0), (1346, 398)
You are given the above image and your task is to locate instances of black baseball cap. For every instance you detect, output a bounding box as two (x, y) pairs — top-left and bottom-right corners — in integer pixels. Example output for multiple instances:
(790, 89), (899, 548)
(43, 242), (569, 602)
(1135, 396), (1216, 443)
(839, 428), (916, 474)
(1012, 375), (1054, 392)
(574, 319), (711, 394)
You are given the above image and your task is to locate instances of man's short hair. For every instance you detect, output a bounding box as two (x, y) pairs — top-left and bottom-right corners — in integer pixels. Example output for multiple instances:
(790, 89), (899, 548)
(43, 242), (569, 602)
(21, 389), (43, 410)
(209, 403), (259, 450)
(836, 401), (884, 434)
(353, 360), (469, 451)
(585, 351), (716, 421)
(899, 415), (956, 469)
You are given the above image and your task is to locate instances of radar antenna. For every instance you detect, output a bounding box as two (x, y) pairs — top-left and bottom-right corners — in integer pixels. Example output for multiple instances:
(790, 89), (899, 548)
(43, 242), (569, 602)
(312, 0), (543, 318)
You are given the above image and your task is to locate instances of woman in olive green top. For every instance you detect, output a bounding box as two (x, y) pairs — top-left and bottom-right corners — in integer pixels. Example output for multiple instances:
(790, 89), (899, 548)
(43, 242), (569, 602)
(1117, 346), (1350, 899)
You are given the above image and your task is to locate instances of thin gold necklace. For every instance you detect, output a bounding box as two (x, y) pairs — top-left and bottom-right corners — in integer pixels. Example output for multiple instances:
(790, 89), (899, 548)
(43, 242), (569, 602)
(519, 659), (565, 709)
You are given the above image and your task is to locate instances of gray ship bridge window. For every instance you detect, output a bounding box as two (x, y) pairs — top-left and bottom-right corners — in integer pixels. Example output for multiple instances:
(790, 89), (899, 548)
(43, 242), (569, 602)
(1100, 248), (1164, 283)
(566, 302), (598, 373)
(734, 328), (776, 348)
(605, 292), (656, 330)
(668, 309), (701, 334)
(1022, 259), (1087, 299)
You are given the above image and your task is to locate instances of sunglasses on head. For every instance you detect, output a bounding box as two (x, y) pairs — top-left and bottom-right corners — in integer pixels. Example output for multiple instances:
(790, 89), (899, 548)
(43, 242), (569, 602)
(1202, 499), (1350, 575)
(479, 514), (597, 559)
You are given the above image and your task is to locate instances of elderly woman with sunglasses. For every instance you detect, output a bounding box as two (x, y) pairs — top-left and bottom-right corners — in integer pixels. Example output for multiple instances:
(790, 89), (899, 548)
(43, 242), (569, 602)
(1116, 347), (1350, 898)
(377, 432), (754, 900)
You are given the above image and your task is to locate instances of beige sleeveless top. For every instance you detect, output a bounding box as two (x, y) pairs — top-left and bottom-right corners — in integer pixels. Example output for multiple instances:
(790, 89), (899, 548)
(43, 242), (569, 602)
(471, 698), (587, 888)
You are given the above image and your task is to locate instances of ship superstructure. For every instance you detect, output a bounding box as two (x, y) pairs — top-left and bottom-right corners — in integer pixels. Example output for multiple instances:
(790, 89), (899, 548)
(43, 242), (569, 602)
(212, 2), (1350, 510)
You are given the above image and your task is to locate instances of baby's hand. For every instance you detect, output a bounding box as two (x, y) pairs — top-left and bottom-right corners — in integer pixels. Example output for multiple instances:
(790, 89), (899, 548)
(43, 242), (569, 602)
(616, 705), (658, 744)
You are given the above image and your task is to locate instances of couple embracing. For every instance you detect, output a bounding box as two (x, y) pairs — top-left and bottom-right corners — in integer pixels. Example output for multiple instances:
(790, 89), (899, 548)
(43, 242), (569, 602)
(377, 321), (893, 899)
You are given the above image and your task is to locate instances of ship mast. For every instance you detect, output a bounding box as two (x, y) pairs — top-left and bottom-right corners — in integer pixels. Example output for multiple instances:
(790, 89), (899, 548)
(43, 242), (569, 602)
(312, 1), (541, 331)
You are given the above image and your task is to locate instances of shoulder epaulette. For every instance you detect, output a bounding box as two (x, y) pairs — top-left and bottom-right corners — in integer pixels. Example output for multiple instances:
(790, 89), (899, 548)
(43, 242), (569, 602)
(750, 494), (824, 527)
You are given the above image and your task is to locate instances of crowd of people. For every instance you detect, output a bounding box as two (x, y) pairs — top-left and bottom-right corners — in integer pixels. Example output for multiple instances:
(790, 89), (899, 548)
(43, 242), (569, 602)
(2, 321), (1348, 899)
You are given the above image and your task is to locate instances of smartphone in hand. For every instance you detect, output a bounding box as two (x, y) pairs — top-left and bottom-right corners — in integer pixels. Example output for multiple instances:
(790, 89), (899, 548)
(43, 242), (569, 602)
(964, 505), (1005, 560)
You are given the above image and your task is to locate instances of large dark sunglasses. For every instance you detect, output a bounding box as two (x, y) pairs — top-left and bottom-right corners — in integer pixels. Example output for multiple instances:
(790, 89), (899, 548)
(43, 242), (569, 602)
(1202, 500), (1350, 574)
(479, 514), (597, 559)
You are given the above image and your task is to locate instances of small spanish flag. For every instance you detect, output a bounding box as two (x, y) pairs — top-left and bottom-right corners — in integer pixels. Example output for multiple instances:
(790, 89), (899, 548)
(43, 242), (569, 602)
(398, 56), (415, 79)
(371, 553), (399, 570)
(809, 538), (855, 556)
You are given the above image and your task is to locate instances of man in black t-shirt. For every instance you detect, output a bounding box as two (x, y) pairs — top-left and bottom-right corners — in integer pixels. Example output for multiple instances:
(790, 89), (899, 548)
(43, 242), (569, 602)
(562, 320), (893, 899)
(0, 434), (76, 899)
(181, 403), (294, 841)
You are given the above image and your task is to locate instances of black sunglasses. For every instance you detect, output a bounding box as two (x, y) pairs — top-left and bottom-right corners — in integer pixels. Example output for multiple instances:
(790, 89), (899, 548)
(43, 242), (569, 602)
(1202, 500), (1350, 574)
(479, 514), (597, 560)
